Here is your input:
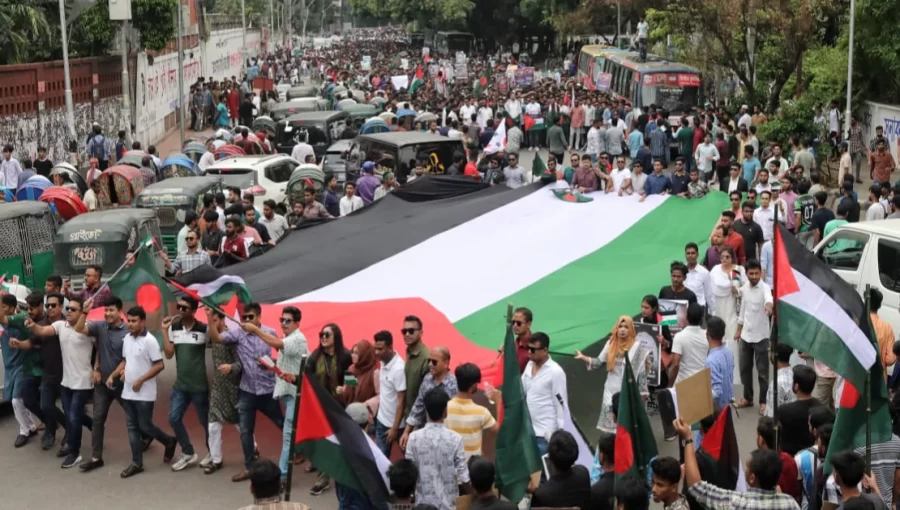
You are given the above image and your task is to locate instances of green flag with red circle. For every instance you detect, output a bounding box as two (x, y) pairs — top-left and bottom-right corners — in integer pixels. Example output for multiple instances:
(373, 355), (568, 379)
(106, 246), (176, 345)
(614, 355), (658, 482)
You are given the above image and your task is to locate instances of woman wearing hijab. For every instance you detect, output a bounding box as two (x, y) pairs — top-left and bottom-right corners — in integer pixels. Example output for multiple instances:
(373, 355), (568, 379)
(305, 323), (352, 494)
(339, 340), (380, 418)
(574, 315), (651, 433)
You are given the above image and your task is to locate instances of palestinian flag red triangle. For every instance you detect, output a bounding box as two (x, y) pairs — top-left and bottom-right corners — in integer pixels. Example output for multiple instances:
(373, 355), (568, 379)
(698, 406), (747, 492)
(295, 373), (391, 505)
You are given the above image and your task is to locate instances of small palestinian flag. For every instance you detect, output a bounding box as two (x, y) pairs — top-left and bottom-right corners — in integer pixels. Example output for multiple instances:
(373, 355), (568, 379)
(169, 264), (252, 308)
(614, 355), (657, 481)
(523, 114), (536, 132)
(553, 189), (593, 203)
(697, 406), (748, 492)
(408, 65), (425, 96)
(295, 373), (391, 506)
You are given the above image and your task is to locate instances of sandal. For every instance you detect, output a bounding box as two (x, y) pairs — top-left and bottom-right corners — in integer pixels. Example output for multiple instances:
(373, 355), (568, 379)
(204, 461), (223, 474)
(735, 399), (753, 409)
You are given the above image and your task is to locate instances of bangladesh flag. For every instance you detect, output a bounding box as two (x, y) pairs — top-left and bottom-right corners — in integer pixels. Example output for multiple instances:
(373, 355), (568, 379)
(773, 223), (877, 392)
(106, 246), (176, 341)
(614, 355), (657, 481)
(697, 406), (747, 492)
(495, 323), (542, 503)
(295, 372), (391, 506)
(552, 189), (593, 203)
(474, 69), (490, 97)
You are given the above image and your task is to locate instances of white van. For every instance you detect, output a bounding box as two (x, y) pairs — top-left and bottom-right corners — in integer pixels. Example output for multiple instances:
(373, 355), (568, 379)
(813, 219), (900, 333)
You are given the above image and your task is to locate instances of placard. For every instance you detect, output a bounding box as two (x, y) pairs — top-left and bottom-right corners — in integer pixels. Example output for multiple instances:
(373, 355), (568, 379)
(391, 75), (409, 91)
(514, 67), (535, 87)
(361, 56), (371, 71)
(673, 368), (714, 425)
(596, 72), (612, 91)
(658, 299), (688, 333)
(634, 322), (661, 387)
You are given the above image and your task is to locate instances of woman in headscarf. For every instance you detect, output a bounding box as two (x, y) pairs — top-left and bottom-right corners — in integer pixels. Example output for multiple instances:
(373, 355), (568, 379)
(338, 340), (380, 419)
(574, 315), (651, 433)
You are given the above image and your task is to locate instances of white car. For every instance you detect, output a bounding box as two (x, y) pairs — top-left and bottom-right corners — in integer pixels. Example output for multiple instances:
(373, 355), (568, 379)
(205, 155), (299, 205)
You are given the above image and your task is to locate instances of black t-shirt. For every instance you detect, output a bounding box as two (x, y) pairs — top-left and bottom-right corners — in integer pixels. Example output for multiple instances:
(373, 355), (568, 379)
(775, 398), (824, 456)
(733, 218), (765, 260)
(844, 197), (861, 223)
(531, 465), (591, 510)
(659, 286), (698, 306)
(470, 495), (518, 510)
(811, 207), (836, 238)
(251, 221), (271, 244)
(32, 317), (63, 384)
(589, 472), (615, 510)
(34, 159), (53, 177)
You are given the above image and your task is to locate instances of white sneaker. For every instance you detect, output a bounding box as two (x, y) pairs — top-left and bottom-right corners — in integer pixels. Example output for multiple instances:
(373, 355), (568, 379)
(198, 454), (212, 468)
(171, 453), (199, 472)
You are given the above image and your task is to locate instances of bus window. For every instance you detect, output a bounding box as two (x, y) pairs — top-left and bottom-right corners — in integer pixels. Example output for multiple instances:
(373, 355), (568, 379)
(640, 74), (701, 115)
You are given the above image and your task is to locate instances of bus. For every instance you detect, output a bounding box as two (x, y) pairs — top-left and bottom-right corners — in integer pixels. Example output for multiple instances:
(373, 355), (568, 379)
(433, 31), (475, 54)
(577, 45), (702, 118)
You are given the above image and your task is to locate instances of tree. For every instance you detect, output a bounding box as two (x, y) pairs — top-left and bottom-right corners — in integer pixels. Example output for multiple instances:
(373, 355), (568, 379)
(351, 0), (474, 29)
(70, 0), (118, 57)
(647, 0), (840, 111)
(853, 0), (900, 104)
(133, 0), (178, 52)
(0, 2), (53, 65)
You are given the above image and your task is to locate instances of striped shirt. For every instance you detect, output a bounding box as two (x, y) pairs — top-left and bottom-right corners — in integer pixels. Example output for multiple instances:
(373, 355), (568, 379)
(854, 435), (900, 508)
(688, 481), (800, 510)
(445, 396), (495, 458)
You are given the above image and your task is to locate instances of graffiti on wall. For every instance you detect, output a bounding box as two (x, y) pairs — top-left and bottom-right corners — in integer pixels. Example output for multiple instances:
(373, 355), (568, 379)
(0, 97), (124, 166)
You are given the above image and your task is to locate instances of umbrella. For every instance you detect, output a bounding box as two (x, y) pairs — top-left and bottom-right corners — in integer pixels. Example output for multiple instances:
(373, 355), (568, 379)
(397, 108), (416, 118)
(379, 111), (397, 121)
(415, 112), (438, 123)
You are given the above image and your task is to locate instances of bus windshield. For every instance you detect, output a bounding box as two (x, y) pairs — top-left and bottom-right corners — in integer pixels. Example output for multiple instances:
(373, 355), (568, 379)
(640, 74), (701, 115)
(439, 34), (473, 53)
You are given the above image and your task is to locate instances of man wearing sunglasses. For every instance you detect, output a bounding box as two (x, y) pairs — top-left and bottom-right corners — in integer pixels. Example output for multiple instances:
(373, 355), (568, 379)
(163, 229), (211, 276)
(249, 306), (308, 484)
(75, 296), (151, 472)
(400, 346), (457, 451)
(522, 332), (567, 457)
(26, 296), (96, 469)
(400, 316), (430, 426)
(720, 163), (749, 194)
(209, 302), (283, 483)
(161, 296), (210, 472)
(512, 307), (533, 374)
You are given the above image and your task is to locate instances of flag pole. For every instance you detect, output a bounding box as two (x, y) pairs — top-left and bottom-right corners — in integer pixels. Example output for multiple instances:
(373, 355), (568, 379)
(771, 211), (780, 453)
(85, 238), (152, 301)
(490, 303), (515, 367)
(284, 354), (308, 501)
(628, 358), (646, 479)
(864, 284), (873, 474)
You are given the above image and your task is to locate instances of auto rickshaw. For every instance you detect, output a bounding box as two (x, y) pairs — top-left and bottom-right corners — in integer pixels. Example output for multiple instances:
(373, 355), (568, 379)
(16, 175), (53, 201)
(286, 85), (319, 100)
(342, 104), (378, 129)
(286, 163), (326, 203)
(97, 165), (146, 207)
(135, 176), (221, 258)
(252, 116), (277, 138)
(268, 98), (329, 121)
(50, 163), (88, 196)
(275, 110), (350, 160)
(183, 142), (207, 164)
(0, 202), (57, 290)
(53, 208), (163, 290)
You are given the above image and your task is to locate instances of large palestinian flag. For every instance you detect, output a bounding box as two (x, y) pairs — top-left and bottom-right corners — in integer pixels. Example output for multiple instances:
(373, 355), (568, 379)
(227, 176), (729, 430)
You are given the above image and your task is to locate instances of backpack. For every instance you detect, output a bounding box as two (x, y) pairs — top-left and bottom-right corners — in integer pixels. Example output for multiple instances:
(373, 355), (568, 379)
(89, 134), (107, 160)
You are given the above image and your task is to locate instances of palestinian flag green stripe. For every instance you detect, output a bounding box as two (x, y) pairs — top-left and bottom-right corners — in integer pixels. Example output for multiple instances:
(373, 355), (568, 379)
(454, 192), (730, 352)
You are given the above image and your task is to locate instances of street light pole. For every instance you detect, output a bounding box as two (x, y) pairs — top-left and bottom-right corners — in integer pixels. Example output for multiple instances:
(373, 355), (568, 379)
(176, 0), (185, 147)
(240, 0), (248, 62)
(58, 0), (77, 156)
(121, 21), (132, 147)
(845, 0), (856, 136)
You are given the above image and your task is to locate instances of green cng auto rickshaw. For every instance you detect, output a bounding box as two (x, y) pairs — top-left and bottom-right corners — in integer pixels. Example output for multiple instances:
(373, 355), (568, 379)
(54, 208), (163, 290)
(275, 110), (350, 161)
(135, 176), (222, 258)
(342, 104), (378, 129)
(268, 98), (329, 121)
(286, 85), (319, 100)
(0, 202), (57, 290)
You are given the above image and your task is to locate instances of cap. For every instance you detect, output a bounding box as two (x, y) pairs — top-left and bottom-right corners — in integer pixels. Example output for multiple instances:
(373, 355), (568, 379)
(346, 403), (369, 426)
(362, 161), (375, 172)
(741, 104), (748, 110)
(382, 171), (394, 182)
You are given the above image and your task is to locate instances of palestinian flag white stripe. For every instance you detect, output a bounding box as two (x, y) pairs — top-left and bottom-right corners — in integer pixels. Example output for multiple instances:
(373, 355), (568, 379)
(188, 274), (248, 297)
(780, 269), (875, 371)
(325, 433), (391, 488)
(292, 181), (669, 322)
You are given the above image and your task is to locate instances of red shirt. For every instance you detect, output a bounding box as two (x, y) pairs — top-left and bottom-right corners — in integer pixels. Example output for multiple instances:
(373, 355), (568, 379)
(723, 229), (746, 264)
(516, 332), (532, 374)
(222, 234), (248, 262)
(464, 162), (481, 181)
(778, 451), (801, 504)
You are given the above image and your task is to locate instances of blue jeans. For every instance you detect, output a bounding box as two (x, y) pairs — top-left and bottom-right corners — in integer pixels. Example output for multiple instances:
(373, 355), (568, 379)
(535, 436), (549, 482)
(59, 386), (93, 454)
(168, 388), (210, 456)
(123, 399), (174, 466)
(374, 419), (392, 459)
(238, 391), (284, 468)
(279, 395), (296, 479)
(39, 381), (67, 439)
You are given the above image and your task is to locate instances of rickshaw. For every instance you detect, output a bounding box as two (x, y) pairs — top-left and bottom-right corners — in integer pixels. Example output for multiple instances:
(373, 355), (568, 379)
(286, 164), (326, 203)
(49, 163), (88, 196)
(269, 99), (329, 122)
(275, 110), (350, 160)
(39, 187), (88, 220)
(16, 175), (53, 201)
(252, 116), (277, 138)
(286, 85), (319, 100)
(119, 150), (162, 181)
(160, 153), (200, 179)
(183, 142), (207, 164)
(342, 104), (378, 129)
(0, 187), (13, 202)
(215, 144), (247, 161)
(135, 176), (221, 258)
(0, 202), (57, 290)
(360, 118), (390, 135)
(53, 208), (163, 290)
(97, 165), (146, 207)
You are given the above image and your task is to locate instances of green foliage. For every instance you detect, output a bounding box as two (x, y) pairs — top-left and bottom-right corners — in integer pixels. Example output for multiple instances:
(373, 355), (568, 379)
(801, 42), (848, 109)
(70, 0), (118, 58)
(0, 2), (53, 65)
(133, 0), (178, 53)
(852, 0), (900, 104)
(757, 95), (819, 148)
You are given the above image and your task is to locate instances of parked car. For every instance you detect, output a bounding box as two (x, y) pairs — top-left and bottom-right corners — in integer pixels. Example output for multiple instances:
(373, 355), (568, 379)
(204, 154), (299, 205)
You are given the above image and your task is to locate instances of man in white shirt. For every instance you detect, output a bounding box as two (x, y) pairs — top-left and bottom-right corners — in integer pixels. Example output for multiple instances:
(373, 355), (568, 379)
(521, 332), (567, 456)
(26, 296), (95, 468)
(585, 118), (604, 162)
(525, 100), (543, 149)
(737, 105), (753, 130)
(290, 137), (315, 164)
(684, 242), (715, 314)
(198, 140), (217, 173)
(374, 330), (406, 457)
(607, 155), (632, 195)
(753, 190), (780, 241)
(505, 92), (522, 121)
(477, 101), (493, 130)
(735, 260), (774, 413)
(669, 303), (709, 385)
(110, 305), (178, 478)
(339, 181), (364, 216)
(693, 133), (720, 181)
(503, 153), (527, 189)
(83, 180), (101, 211)
(764, 144), (790, 178)
(866, 184), (887, 222)
(460, 100), (477, 127)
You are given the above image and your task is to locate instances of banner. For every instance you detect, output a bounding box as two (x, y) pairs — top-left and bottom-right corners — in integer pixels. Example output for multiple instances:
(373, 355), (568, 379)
(634, 322), (661, 387)
(391, 75), (409, 91)
(361, 56), (371, 71)
(596, 73), (612, 91)
(514, 67), (535, 88)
